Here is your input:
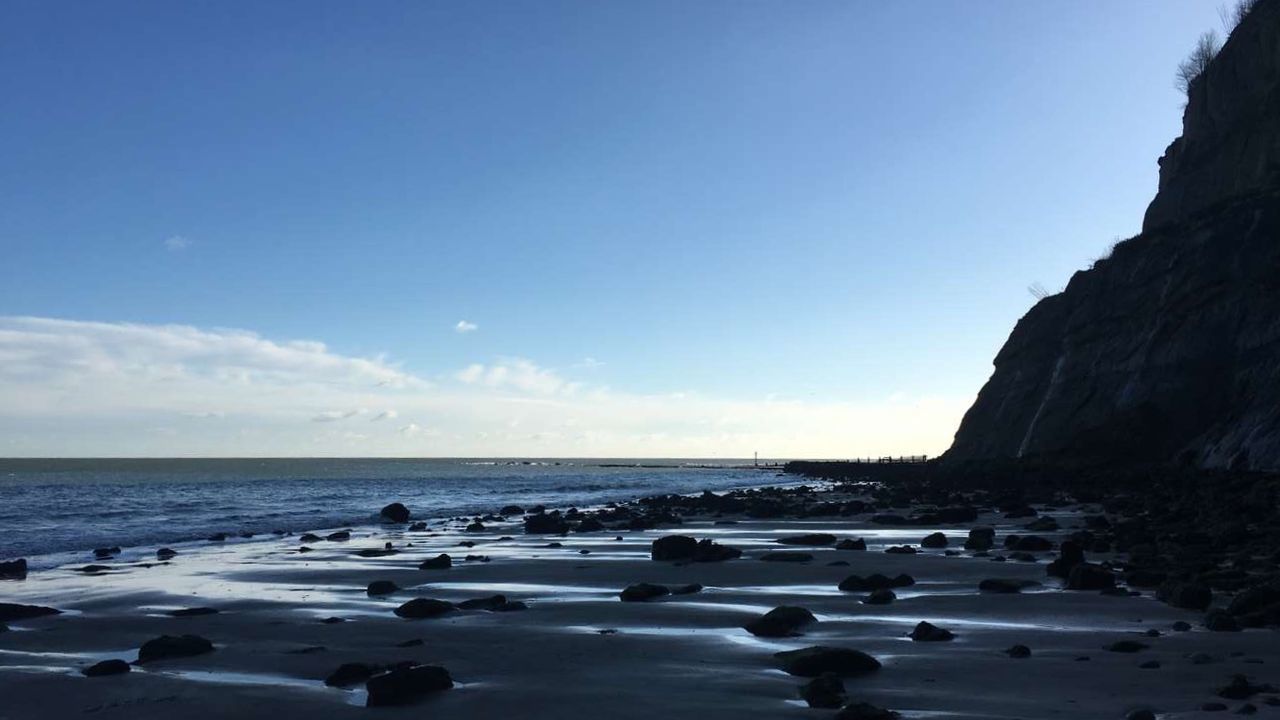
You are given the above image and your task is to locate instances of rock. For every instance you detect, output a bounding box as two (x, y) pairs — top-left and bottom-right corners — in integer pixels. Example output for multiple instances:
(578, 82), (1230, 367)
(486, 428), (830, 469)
(136, 634), (215, 663)
(418, 554), (451, 570)
(465, 521), (485, 532)
(575, 518), (605, 533)
(93, 547), (120, 559)
(979, 578), (1039, 593)
(319, 616), (345, 624)
(884, 545), (917, 555)
(168, 607), (218, 617)
(393, 598), (455, 619)
(774, 646), (881, 677)
(1066, 563), (1116, 591)
(457, 595), (510, 611)
(619, 583), (669, 602)
(1139, 660), (1161, 669)
(1025, 516), (1059, 531)
(1228, 586), (1280, 616)
(864, 588), (896, 605)
(365, 664), (453, 707)
(921, 532), (948, 548)
(367, 580), (399, 596)
(964, 527), (995, 551)
(835, 538), (867, 551)
(743, 606), (817, 637)
(777, 533), (837, 546)
(1005, 644), (1031, 658)
(799, 673), (846, 708)
(155, 548), (177, 561)
(394, 639), (424, 648)
(77, 564), (112, 573)
(0, 558), (27, 579)
(326, 662), (381, 687)
(1104, 640), (1149, 653)
(1047, 540), (1086, 578)
(0, 603), (61, 622)
(759, 551), (813, 563)
(327, 531), (351, 542)
(408, 522), (428, 531)
(650, 535), (740, 562)
(1172, 621), (1192, 631)
(82, 659), (131, 677)
(838, 573), (914, 592)
(380, 503), (411, 523)
(1159, 580), (1213, 610)
(1126, 711), (1157, 720)
(835, 703), (900, 720)
(1011, 535), (1053, 552)
(500, 505), (524, 516)
(909, 621), (954, 642)
(1219, 675), (1275, 700)
(208, 533), (228, 542)
(670, 583), (703, 595)
(299, 533), (322, 543)
(524, 513), (570, 534)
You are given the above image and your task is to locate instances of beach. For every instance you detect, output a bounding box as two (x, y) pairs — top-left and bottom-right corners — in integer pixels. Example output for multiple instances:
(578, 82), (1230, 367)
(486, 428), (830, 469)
(2, 481), (1275, 719)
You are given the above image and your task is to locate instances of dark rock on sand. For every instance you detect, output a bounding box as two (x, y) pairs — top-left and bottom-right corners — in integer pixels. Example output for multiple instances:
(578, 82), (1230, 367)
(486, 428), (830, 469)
(671, 583), (703, 595)
(77, 564), (112, 573)
(777, 533), (837, 546)
(0, 558), (27, 579)
(419, 554), (452, 570)
(0, 603), (61, 622)
(979, 578), (1039, 593)
(524, 512), (570, 535)
(1010, 535), (1053, 552)
(620, 583), (670, 602)
(1205, 609), (1243, 632)
(465, 521), (486, 532)
(1104, 640), (1149, 653)
(327, 531), (351, 542)
(799, 673), (846, 708)
(208, 533), (228, 542)
(93, 546), (121, 559)
(1218, 674), (1276, 699)
(457, 595), (511, 611)
(838, 573), (914, 592)
(864, 588), (896, 605)
(169, 607), (218, 617)
(835, 538), (867, 551)
(965, 527), (995, 551)
(299, 533), (323, 543)
(1047, 540), (1086, 579)
(884, 545), (917, 555)
(365, 664), (453, 707)
(380, 503), (411, 523)
(1066, 563), (1116, 591)
(156, 548), (177, 561)
(136, 634), (215, 663)
(394, 638), (424, 648)
(1005, 644), (1031, 658)
(355, 547), (399, 558)
(367, 580), (399, 596)
(1126, 711), (1156, 720)
(82, 659), (131, 677)
(774, 646), (881, 677)
(500, 504), (524, 516)
(836, 703), (900, 720)
(393, 598), (455, 619)
(760, 551), (813, 563)
(326, 662), (382, 687)
(921, 532), (948, 548)
(743, 606), (817, 637)
(650, 535), (740, 563)
(319, 617), (345, 624)
(408, 522), (428, 531)
(909, 621), (954, 642)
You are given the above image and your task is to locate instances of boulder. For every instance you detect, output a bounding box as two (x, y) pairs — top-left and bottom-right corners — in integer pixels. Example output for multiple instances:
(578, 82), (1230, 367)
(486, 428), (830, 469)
(393, 598), (455, 619)
(670, 583), (703, 595)
(1066, 563), (1116, 591)
(1204, 609), (1242, 632)
(1218, 674), (1275, 699)
(1005, 644), (1031, 658)
(575, 518), (605, 533)
(774, 646), (881, 677)
(838, 573), (914, 592)
(835, 538), (867, 551)
(1, 559), (29, 579)
(978, 578), (1039, 593)
(835, 703), (900, 720)
(1046, 540), (1086, 579)
(921, 532), (948, 548)
(168, 607), (218, 617)
(457, 595), (510, 611)
(777, 533), (837, 546)
(465, 522), (485, 533)
(964, 527), (995, 551)
(380, 503), (411, 523)
(652, 535), (699, 561)
(136, 634), (215, 663)
(500, 505), (524, 516)
(1011, 535), (1053, 552)
(365, 664), (453, 707)
(743, 606), (817, 637)
(1158, 580), (1213, 610)
(799, 673), (846, 708)
(909, 621), (954, 642)
(155, 548), (178, 561)
(367, 580), (399, 596)
(419, 554), (451, 570)
(863, 588), (896, 605)
(82, 659), (131, 677)
(1104, 640), (1148, 653)
(524, 513), (570, 534)
(0, 603), (61, 622)
(759, 551), (813, 563)
(326, 662), (382, 687)
(619, 583), (670, 602)
(408, 522), (428, 531)
(327, 531), (351, 542)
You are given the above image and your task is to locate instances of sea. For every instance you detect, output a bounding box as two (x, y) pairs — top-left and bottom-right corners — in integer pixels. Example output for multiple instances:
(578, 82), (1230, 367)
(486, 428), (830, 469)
(0, 458), (784, 568)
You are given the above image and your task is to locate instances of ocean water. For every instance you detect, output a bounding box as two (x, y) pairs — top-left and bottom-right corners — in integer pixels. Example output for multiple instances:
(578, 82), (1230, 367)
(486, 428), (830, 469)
(0, 458), (779, 567)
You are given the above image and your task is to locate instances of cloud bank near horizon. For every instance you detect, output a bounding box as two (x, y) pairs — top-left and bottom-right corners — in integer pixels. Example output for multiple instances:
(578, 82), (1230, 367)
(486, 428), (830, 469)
(0, 316), (971, 458)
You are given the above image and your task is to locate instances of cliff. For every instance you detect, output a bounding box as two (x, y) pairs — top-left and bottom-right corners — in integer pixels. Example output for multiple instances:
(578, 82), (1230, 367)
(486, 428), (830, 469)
(945, 0), (1280, 471)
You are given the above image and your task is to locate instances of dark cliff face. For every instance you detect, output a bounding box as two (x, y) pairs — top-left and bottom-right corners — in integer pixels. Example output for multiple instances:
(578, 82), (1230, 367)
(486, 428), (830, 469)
(946, 0), (1280, 471)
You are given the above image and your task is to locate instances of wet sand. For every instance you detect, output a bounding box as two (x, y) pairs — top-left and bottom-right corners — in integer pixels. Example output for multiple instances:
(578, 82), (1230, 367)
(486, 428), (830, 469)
(1, 488), (1276, 719)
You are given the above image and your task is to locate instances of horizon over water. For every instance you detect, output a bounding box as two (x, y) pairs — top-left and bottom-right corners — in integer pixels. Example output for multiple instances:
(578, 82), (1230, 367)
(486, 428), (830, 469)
(0, 457), (789, 569)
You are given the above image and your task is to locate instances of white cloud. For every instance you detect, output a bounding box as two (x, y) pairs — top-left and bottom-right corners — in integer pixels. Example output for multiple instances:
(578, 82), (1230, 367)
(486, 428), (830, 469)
(573, 357), (604, 369)
(454, 320), (478, 334)
(0, 316), (971, 458)
(164, 235), (192, 251)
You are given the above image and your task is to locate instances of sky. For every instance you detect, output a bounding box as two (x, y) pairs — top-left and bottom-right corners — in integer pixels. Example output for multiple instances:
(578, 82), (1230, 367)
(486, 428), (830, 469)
(0, 1), (1227, 458)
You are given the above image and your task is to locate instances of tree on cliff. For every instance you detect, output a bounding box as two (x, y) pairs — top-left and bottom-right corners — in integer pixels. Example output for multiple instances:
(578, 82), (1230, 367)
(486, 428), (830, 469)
(1176, 30), (1220, 96)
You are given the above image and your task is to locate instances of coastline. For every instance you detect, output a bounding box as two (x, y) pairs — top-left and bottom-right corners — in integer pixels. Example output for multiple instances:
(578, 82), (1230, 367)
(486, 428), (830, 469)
(2, 478), (1277, 718)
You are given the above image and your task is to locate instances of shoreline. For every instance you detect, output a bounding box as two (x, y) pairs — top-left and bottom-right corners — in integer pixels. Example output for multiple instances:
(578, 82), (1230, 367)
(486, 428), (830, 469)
(2, 478), (1278, 718)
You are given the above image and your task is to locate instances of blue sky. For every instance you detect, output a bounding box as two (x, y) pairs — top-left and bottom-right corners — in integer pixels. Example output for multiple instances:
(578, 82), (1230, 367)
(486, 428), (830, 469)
(0, 1), (1225, 457)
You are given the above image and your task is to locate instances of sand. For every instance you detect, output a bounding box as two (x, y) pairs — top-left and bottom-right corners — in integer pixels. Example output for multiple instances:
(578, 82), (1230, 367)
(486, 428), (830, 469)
(0, 490), (1276, 719)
